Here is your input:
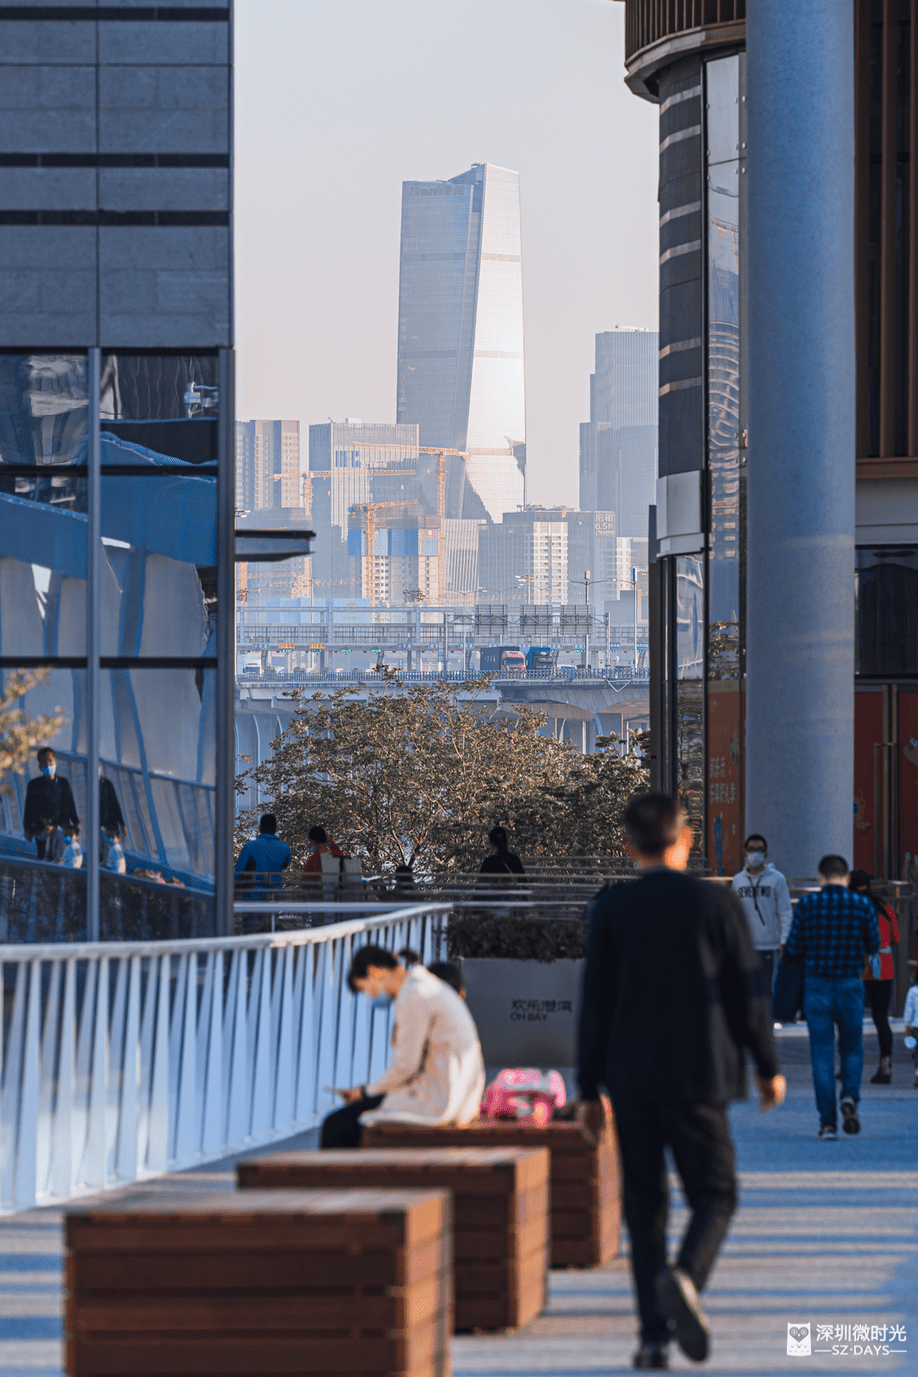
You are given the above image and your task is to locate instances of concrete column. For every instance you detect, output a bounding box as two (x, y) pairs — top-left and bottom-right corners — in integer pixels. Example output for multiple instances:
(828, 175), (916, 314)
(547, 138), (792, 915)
(746, 3), (856, 878)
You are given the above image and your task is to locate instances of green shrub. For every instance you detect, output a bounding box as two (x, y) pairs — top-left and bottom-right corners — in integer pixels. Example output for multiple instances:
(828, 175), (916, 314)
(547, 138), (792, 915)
(447, 913), (588, 962)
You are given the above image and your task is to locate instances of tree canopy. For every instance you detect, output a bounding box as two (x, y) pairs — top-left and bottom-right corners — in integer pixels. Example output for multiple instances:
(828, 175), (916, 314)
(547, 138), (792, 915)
(236, 675), (648, 874)
(0, 670), (65, 795)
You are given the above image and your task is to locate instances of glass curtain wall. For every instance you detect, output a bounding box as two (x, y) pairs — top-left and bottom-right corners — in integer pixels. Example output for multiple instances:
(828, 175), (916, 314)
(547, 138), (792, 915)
(656, 51), (745, 871)
(705, 54), (745, 874)
(0, 350), (229, 939)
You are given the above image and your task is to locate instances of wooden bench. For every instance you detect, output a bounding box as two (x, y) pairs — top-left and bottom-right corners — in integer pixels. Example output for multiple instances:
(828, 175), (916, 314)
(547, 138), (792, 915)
(239, 1146), (549, 1333)
(65, 1186), (451, 1376)
(362, 1118), (620, 1269)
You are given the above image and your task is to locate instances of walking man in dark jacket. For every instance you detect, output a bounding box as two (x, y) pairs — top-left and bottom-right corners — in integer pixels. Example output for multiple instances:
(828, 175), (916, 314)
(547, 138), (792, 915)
(577, 794), (785, 1369)
(23, 748), (79, 860)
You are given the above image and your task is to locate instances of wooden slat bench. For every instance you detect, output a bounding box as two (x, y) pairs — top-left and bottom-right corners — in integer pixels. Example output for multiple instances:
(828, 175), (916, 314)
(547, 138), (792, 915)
(65, 1186), (451, 1376)
(362, 1118), (620, 1269)
(239, 1146), (549, 1333)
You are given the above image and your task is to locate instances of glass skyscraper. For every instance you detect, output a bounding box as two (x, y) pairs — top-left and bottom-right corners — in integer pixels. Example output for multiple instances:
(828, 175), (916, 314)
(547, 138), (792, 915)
(396, 163), (526, 524)
(579, 328), (658, 538)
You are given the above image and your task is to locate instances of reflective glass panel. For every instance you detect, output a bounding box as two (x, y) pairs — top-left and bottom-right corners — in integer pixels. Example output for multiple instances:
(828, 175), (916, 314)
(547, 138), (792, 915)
(856, 546), (918, 676)
(101, 667), (216, 883)
(706, 54), (740, 166)
(0, 666), (88, 850)
(100, 353), (219, 466)
(0, 355), (89, 654)
(676, 556), (704, 679)
(100, 475), (217, 657)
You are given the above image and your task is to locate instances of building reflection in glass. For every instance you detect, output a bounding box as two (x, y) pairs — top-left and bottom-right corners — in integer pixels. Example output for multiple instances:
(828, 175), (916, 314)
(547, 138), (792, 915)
(0, 352), (221, 917)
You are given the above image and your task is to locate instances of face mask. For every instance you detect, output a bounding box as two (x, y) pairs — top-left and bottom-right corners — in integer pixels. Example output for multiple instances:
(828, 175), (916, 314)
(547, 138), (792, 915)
(42, 763), (56, 779)
(746, 851), (765, 870)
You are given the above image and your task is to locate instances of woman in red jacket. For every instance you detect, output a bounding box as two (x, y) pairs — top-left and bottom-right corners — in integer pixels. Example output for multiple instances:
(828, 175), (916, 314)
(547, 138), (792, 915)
(849, 870), (900, 1084)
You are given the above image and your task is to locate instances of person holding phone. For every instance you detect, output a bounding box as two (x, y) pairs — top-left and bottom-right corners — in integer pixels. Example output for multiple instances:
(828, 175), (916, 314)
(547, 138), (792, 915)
(320, 946), (484, 1148)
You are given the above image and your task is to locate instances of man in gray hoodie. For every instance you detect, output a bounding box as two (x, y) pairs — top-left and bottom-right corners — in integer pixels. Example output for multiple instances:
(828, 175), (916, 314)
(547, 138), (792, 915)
(732, 833), (793, 1005)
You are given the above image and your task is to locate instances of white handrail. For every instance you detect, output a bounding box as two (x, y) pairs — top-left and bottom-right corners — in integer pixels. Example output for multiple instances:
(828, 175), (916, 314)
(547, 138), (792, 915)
(0, 904), (448, 1214)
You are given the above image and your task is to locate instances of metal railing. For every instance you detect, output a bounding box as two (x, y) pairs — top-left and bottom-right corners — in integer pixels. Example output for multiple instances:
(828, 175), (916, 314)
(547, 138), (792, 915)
(241, 667), (650, 685)
(0, 904), (448, 1213)
(0, 854), (214, 944)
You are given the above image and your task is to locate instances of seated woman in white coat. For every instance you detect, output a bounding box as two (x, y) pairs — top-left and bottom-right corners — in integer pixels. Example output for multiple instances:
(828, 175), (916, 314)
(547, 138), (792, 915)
(320, 945), (485, 1148)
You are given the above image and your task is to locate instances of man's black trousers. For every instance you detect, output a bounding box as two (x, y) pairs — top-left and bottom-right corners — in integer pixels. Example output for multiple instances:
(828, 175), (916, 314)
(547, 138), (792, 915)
(320, 1094), (384, 1148)
(612, 1097), (738, 1345)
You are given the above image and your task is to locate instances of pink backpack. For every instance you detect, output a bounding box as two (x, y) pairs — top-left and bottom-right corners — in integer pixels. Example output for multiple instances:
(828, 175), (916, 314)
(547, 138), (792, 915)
(483, 1068), (566, 1126)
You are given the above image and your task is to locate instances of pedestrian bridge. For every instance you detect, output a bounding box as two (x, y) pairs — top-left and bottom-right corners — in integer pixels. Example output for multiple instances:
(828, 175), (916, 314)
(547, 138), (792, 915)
(0, 905), (447, 1214)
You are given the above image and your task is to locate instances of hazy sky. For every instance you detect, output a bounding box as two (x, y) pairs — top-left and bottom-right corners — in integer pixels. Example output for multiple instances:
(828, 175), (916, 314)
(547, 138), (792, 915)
(234, 0), (659, 508)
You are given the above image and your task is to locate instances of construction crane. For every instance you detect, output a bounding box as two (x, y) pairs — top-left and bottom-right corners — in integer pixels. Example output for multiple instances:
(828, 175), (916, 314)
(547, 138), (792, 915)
(308, 443), (469, 522)
(350, 499), (417, 605)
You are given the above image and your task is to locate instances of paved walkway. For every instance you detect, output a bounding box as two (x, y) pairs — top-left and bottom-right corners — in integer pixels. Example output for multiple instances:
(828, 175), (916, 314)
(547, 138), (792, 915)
(2, 1026), (915, 1376)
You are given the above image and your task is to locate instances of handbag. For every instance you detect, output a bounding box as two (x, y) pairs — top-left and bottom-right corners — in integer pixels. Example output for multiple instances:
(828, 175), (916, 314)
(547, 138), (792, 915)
(773, 950), (805, 1023)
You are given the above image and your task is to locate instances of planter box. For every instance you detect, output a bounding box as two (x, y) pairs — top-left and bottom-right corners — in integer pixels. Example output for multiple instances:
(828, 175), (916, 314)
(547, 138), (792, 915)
(239, 1147), (549, 1333)
(363, 1118), (620, 1270)
(462, 957), (584, 1067)
(65, 1186), (451, 1376)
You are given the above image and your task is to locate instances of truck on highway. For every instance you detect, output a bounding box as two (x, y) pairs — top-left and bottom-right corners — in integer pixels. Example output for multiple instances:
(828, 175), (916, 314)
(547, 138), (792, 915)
(241, 654), (262, 677)
(479, 645), (526, 675)
(526, 646), (556, 673)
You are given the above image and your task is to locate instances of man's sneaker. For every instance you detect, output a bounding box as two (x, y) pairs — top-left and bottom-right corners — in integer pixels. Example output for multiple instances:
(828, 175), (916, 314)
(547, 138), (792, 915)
(818, 1122), (837, 1140)
(633, 1341), (669, 1369)
(840, 1098), (861, 1134)
(870, 1058), (892, 1084)
(655, 1266), (709, 1363)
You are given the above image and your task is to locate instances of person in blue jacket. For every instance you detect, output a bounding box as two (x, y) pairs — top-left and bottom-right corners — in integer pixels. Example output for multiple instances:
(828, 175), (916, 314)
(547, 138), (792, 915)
(234, 813), (291, 908)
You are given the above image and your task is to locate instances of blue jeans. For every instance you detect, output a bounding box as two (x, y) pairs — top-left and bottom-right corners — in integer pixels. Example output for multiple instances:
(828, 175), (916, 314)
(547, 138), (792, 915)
(803, 975), (864, 1126)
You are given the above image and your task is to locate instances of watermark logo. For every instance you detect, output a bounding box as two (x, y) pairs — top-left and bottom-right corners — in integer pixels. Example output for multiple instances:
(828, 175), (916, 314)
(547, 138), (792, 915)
(786, 1323), (908, 1357)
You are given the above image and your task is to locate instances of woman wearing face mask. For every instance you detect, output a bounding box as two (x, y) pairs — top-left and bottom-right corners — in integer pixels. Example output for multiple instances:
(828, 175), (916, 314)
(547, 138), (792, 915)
(731, 834), (793, 1010)
(319, 945), (485, 1148)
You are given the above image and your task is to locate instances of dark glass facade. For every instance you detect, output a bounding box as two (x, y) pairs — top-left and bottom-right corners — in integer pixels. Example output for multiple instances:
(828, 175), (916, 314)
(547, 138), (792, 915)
(0, 351), (229, 925)
(654, 50), (746, 874)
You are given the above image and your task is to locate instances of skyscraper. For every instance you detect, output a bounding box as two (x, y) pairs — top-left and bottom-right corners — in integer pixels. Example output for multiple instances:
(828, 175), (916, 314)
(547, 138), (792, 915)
(579, 328), (658, 537)
(397, 163), (526, 524)
(235, 419), (300, 512)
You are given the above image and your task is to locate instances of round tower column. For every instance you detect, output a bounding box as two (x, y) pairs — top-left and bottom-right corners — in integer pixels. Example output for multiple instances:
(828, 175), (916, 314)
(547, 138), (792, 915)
(745, 2), (856, 877)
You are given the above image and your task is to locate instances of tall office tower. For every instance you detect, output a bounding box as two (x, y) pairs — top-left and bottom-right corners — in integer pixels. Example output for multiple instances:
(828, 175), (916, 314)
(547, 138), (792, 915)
(308, 420), (419, 598)
(0, 2), (237, 934)
(235, 420), (300, 512)
(579, 328), (658, 536)
(397, 163), (526, 524)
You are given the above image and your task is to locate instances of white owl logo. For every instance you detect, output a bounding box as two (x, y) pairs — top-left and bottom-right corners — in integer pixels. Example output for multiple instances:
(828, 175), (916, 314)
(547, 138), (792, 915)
(787, 1323), (811, 1356)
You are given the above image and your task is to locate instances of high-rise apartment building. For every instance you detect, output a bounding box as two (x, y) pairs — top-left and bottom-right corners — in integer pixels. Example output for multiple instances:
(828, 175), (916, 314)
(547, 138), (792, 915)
(397, 163), (526, 524)
(579, 328), (658, 537)
(235, 419), (300, 512)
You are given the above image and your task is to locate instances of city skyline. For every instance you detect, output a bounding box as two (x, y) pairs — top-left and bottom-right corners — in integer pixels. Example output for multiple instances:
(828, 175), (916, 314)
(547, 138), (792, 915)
(233, 0), (658, 509)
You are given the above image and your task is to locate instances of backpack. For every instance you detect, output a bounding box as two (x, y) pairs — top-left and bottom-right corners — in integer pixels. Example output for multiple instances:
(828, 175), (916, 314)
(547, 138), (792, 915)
(483, 1069), (567, 1125)
(319, 850), (363, 899)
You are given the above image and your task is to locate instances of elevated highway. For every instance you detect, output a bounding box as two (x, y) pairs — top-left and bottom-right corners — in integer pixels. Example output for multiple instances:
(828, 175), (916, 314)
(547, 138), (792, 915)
(235, 670), (650, 810)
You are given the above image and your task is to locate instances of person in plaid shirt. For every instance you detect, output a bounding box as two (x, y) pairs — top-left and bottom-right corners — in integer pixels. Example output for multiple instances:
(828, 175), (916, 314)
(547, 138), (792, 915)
(784, 854), (880, 1139)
